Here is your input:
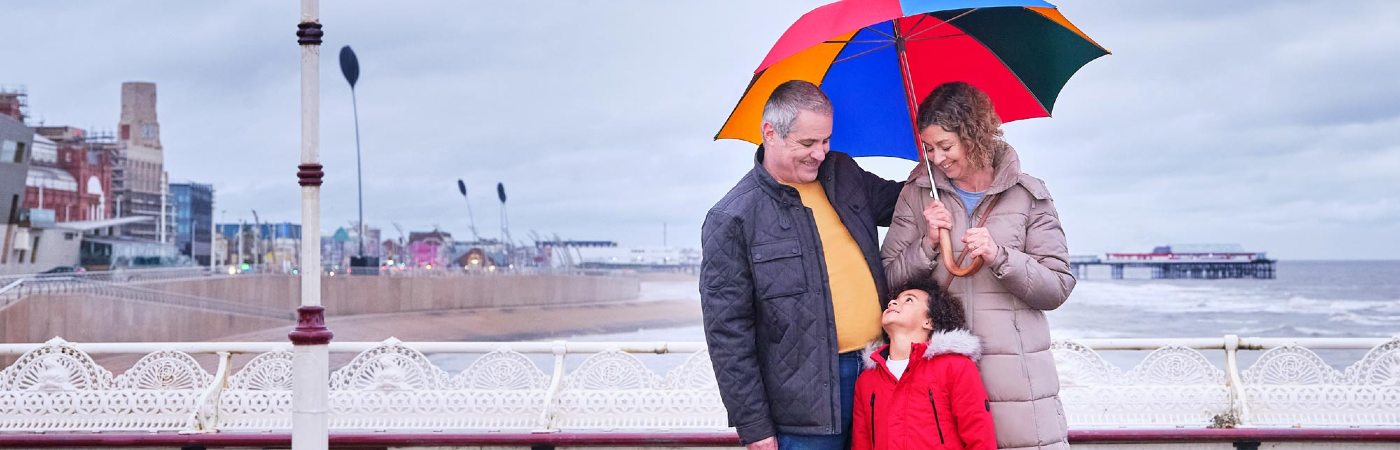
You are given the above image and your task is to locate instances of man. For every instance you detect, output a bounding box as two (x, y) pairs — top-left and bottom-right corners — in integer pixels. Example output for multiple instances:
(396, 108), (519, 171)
(701, 80), (903, 450)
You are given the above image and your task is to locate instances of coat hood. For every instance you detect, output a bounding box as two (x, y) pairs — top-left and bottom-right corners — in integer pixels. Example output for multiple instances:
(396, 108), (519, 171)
(861, 328), (983, 370)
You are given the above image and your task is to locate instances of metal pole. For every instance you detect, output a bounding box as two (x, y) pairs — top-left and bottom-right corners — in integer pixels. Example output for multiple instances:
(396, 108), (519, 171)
(219, 209), (227, 269)
(351, 90), (364, 257)
(291, 2), (330, 449)
(457, 180), (480, 242)
(208, 194), (215, 273)
(160, 171), (169, 243)
(252, 209), (262, 272)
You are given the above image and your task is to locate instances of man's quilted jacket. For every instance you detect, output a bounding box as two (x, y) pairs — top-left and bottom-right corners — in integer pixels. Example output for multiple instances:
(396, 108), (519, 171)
(700, 146), (902, 443)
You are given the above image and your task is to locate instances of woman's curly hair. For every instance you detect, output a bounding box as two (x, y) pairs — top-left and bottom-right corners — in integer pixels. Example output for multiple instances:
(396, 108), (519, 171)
(915, 81), (1004, 170)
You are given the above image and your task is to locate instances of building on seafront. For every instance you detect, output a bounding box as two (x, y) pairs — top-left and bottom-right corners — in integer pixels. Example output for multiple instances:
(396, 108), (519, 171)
(0, 88), (37, 274)
(170, 182), (213, 265)
(114, 82), (174, 244)
(24, 126), (117, 223)
(0, 85), (202, 273)
(217, 222), (302, 272)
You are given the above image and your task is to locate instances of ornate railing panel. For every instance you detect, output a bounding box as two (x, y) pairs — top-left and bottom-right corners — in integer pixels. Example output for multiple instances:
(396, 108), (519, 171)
(0, 338), (210, 432)
(218, 350), (293, 430)
(1242, 340), (1400, 427)
(326, 339), (549, 430)
(551, 349), (726, 430)
(0, 336), (1396, 434)
(1055, 342), (1232, 427)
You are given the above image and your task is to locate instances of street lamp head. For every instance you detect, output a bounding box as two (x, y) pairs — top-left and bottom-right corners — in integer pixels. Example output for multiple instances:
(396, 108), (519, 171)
(496, 182), (507, 204)
(457, 179), (467, 197)
(339, 45), (360, 88)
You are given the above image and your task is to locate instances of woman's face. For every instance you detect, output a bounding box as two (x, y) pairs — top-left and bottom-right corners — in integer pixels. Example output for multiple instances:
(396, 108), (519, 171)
(919, 125), (971, 182)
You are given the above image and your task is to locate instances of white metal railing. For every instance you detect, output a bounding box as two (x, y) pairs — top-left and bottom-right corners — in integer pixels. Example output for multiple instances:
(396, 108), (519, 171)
(0, 266), (216, 287)
(0, 277), (291, 319)
(0, 335), (1396, 434)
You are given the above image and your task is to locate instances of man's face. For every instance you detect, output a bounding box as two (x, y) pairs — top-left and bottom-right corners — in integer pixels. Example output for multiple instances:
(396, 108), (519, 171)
(881, 288), (931, 332)
(762, 110), (832, 184)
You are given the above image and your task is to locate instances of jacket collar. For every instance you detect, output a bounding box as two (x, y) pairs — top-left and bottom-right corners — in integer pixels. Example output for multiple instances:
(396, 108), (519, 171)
(908, 140), (1023, 197)
(861, 328), (983, 370)
(751, 145), (836, 206)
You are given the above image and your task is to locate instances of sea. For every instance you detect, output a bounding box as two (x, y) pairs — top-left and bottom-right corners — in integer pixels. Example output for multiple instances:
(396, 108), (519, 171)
(431, 260), (1399, 373)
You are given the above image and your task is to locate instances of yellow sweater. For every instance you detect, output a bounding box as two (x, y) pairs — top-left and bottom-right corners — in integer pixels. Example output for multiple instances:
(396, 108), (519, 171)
(785, 181), (882, 352)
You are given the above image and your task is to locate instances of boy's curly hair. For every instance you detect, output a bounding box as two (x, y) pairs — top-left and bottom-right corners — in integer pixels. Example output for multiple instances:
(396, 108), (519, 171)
(894, 278), (967, 333)
(915, 81), (1004, 170)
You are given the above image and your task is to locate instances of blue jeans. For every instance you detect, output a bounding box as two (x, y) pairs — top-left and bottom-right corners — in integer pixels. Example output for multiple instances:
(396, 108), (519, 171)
(776, 351), (861, 450)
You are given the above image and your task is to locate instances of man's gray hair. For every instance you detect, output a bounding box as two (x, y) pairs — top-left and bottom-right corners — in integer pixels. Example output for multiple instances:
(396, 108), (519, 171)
(762, 80), (833, 139)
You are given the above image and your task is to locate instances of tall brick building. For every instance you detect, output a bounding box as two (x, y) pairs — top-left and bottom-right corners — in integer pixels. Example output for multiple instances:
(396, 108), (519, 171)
(115, 81), (172, 242)
(23, 127), (116, 223)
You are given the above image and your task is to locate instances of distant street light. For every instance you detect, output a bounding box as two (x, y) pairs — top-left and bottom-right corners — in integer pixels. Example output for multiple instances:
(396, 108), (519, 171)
(456, 179), (480, 242)
(339, 45), (366, 259)
(251, 209), (262, 273)
(340, 45), (379, 275)
(497, 182), (511, 266)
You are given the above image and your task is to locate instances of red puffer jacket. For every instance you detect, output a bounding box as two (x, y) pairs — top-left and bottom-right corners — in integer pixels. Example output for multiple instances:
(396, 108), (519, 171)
(852, 329), (996, 450)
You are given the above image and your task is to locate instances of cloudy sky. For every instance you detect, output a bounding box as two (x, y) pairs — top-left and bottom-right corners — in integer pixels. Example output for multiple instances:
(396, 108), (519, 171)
(3, 1), (1397, 260)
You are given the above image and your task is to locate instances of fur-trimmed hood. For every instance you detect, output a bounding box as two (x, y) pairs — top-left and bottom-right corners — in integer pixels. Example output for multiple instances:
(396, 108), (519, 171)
(861, 328), (983, 370)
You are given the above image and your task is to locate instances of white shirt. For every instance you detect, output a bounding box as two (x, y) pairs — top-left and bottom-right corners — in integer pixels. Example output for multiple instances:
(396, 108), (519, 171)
(886, 358), (909, 380)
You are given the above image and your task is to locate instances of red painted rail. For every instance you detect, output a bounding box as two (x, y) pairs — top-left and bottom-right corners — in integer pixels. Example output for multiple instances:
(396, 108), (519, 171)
(2, 429), (1400, 448)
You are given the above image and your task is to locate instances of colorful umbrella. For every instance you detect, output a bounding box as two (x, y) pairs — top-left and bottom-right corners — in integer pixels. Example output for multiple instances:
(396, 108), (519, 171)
(715, 0), (1108, 161)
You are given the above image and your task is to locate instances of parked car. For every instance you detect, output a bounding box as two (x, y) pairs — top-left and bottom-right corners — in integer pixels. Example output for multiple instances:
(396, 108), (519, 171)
(36, 266), (86, 277)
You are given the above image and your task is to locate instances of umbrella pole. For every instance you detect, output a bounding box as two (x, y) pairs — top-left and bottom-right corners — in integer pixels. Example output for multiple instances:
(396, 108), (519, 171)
(897, 22), (980, 277)
(924, 156), (939, 201)
(894, 22), (940, 205)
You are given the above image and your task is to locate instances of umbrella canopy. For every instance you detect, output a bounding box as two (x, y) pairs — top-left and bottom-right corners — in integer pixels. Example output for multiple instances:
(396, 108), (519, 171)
(716, 0), (1108, 161)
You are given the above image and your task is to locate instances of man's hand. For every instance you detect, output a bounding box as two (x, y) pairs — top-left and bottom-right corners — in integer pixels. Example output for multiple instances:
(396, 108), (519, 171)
(963, 227), (1000, 262)
(922, 200), (953, 250)
(746, 436), (778, 450)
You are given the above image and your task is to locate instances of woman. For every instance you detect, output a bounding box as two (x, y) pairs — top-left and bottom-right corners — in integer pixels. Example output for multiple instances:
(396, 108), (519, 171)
(881, 82), (1075, 450)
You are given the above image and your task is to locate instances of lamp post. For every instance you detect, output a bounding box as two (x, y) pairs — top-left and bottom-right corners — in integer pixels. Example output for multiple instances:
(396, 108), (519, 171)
(497, 182), (510, 267)
(456, 179), (480, 242)
(219, 209), (227, 269)
(252, 209), (262, 272)
(290, 2), (331, 449)
(237, 219), (245, 271)
(208, 203), (217, 273)
(338, 45), (365, 259)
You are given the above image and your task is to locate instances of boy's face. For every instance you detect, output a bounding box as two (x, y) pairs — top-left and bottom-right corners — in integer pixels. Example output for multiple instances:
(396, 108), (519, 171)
(882, 289), (932, 333)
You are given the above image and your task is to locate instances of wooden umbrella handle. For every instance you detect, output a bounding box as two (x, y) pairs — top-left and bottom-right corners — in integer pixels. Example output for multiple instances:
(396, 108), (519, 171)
(939, 227), (984, 277)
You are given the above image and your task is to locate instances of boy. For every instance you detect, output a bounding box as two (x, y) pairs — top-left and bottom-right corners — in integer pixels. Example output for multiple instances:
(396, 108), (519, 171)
(851, 279), (996, 450)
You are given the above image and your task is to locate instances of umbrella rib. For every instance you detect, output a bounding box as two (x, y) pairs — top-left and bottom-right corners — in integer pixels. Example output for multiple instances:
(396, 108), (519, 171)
(831, 42), (895, 65)
(863, 25), (896, 40)
(905, 8), (979, 40)
(906, 13), (930, 36)
(824, 39), (897, 44)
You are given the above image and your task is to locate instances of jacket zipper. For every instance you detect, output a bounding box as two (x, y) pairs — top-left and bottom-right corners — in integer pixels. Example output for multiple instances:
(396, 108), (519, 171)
(928, 390), (946, 444)
(948, 177), (1041, 442)
(801, 205), (841, 434)
(869, 393), (877, 447)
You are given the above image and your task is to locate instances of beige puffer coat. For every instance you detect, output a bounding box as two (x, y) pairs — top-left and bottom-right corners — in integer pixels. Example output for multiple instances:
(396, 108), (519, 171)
(881, 142), (1075, 450)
